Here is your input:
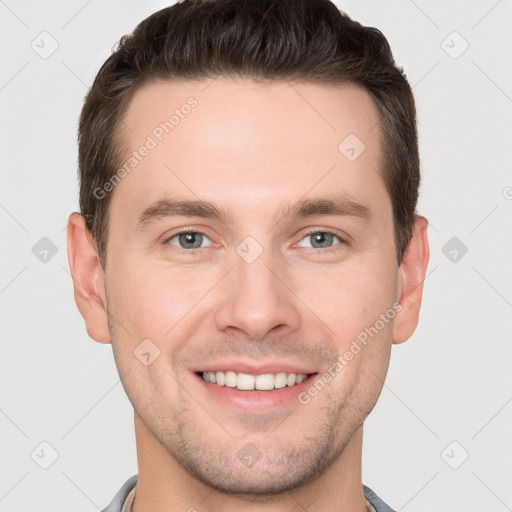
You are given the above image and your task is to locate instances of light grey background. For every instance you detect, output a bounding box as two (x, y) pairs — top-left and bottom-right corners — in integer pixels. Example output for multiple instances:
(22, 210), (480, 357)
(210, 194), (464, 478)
(1, 1), (511, 511)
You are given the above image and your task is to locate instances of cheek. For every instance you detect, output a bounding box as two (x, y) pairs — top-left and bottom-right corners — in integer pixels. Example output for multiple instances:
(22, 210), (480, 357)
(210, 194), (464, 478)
(298, 258), (398, 342)
(105, 264), (194, 405)
(301, 262), (396, 404)
(106, 260), (221, 346)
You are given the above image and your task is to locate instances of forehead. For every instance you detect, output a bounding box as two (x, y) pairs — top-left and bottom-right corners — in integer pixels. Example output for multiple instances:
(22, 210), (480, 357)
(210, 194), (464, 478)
(120, 77), (381, 156)
(111, 77), (387, 226)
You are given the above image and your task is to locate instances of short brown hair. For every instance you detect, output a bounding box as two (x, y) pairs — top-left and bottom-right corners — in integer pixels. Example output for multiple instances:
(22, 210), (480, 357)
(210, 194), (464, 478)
(78, 0), (420, 266)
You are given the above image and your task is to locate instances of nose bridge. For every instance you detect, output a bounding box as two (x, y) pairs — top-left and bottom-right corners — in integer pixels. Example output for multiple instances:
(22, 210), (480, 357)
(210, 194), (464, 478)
(214, 241), (301, 340)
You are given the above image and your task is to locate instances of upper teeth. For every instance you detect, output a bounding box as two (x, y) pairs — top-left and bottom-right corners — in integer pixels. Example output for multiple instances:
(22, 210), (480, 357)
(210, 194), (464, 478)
(202, 371), (308, 390)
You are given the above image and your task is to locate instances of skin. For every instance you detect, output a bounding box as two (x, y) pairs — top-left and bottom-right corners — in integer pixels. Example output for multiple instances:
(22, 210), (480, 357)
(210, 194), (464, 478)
(67, 77), (429, 512)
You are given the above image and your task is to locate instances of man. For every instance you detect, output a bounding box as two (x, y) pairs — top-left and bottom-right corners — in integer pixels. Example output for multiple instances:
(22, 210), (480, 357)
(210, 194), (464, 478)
(67, 0), (429, 510)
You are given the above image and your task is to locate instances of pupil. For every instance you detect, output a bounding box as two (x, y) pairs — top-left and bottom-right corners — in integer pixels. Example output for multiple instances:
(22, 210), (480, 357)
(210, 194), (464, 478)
(179, 232), (202, 249)
(312, 232), (332, 248)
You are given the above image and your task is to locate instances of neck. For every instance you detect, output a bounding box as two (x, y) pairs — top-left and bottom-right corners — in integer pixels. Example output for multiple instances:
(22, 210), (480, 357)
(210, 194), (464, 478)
(132, 412), (367, 512)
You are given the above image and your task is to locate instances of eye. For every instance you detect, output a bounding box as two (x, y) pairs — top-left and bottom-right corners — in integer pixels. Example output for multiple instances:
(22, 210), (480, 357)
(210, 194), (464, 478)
(166, 231), (213, 250)
(296, 230), (344, 250)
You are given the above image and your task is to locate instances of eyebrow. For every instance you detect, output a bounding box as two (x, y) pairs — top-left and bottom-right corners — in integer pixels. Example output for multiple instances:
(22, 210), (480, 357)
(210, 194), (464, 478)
(135, 193), (371, 229)
(279, 194), (371, 224)
(136, 198), (227, 228)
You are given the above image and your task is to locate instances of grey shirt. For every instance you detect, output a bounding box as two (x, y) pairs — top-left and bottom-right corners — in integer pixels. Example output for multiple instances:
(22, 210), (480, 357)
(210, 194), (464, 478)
(101, 475), (396, 512)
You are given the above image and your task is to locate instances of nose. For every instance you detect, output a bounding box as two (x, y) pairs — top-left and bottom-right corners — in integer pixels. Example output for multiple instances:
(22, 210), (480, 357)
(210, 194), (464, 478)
(214, 249), (301, 341)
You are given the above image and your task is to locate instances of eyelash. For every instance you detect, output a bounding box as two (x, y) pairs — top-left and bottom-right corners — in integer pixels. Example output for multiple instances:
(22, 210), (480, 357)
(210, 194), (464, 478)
(163, 229), (214, 257)
(163, 228), (347, 256)
(300, 229), (347, 254)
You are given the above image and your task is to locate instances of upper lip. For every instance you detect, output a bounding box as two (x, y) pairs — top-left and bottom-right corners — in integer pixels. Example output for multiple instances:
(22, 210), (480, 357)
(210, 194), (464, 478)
(192, 360), (317, 375)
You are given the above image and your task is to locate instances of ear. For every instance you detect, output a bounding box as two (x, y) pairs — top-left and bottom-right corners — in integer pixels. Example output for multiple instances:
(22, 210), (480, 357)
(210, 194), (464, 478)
(392, 215), (430, 344)
(66, 212), (111, 344)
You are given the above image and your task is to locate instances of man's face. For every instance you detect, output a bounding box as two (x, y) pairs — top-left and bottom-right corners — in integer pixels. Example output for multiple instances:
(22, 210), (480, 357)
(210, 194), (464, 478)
(104, 78), (399, 494)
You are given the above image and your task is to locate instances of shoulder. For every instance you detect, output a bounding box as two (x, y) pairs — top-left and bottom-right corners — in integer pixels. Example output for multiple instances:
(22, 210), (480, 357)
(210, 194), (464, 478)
(363, 485), (396, 512)
(101, 475), (138, 512)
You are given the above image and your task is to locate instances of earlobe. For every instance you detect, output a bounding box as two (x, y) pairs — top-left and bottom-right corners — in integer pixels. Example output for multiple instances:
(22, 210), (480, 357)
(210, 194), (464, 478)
(392, 215), (430, 345)
(66, 213), (111, 344)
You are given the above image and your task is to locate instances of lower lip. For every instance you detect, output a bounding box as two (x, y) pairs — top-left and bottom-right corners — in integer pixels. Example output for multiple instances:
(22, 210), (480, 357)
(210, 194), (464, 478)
(193, 372), (319, 410)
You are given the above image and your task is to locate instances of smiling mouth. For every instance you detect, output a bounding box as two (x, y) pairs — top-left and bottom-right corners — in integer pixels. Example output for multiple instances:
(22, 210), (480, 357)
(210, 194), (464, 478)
(195, 370), (317, 391)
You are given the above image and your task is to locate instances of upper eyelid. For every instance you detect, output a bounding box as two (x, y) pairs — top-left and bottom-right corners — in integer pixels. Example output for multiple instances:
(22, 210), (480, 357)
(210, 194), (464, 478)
(164, 227), (214, 241)
(301, 228), (344, 237)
